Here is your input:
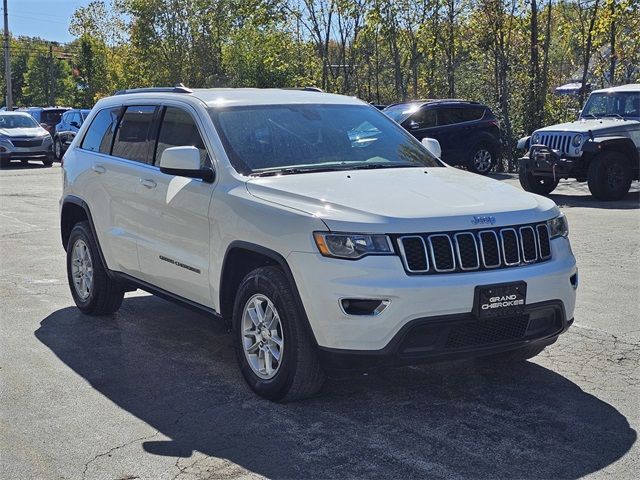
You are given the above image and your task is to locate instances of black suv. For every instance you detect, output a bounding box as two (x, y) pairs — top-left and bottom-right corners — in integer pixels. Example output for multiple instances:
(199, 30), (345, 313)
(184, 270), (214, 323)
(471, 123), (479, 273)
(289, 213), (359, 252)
(20, 107), (70, 136)
(53, 109), (91, 160)
(384, 100), (502, 174)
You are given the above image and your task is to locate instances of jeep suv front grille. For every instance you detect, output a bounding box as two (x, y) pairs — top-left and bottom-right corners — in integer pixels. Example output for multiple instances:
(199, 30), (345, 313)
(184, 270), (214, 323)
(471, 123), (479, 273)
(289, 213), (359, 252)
(536, 133), (572, 155)
(396, 222), (552, 274)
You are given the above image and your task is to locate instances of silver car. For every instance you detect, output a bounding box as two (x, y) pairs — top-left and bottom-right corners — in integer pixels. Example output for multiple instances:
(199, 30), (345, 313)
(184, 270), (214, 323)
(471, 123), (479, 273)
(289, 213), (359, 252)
(0, 111), (54, 167)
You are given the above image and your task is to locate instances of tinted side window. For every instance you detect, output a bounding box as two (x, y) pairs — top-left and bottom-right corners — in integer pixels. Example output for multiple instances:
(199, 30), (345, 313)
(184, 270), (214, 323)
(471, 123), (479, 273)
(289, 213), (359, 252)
(438, 108), (465, 126)
(155, 107), (209, 167)
(112, 105), (156, 163)
(462, 107), (485, 122)
(81, 107), (121, 154)
(407, 109), (437, 129)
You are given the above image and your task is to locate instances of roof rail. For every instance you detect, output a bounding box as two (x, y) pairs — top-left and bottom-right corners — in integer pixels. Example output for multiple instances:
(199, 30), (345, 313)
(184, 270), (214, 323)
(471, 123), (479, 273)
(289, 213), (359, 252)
(114, 83), (193, 95)
(283, 86), (324, 93)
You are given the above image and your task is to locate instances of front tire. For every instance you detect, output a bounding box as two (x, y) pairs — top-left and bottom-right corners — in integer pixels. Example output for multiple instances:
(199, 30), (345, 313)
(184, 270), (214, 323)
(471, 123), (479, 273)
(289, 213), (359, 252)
(519, 165), (559, 195)
(66, 221), (124, 315)
(232, 266), (325, 402)
(468, 143), (495, 175)
(587, 152), (632, 201)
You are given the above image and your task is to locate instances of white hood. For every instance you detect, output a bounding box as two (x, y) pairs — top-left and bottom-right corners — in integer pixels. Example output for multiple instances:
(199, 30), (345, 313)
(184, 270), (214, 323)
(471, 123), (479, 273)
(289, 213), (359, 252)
(246, 167), (558, 233)
(535, 118), (639, 134)
(0, 127), (48, 138)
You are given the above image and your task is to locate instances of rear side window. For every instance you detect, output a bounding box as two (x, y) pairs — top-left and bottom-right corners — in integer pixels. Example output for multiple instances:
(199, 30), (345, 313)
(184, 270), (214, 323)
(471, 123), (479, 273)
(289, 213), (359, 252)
(155, 107), (210, 167)
(81, 107), (121, 154)
(112, 105), (157, 163)
(462, 107), (485, 122)
(437, 108), (465, 126)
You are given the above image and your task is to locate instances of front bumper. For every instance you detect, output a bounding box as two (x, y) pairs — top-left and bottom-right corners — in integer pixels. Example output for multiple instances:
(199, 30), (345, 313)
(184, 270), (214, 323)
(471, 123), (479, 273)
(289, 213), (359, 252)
(319, 300), (571, 369)
(520, 145), (581, 178)
(0, 140), (53, 160)
(287, 237), (577, 352)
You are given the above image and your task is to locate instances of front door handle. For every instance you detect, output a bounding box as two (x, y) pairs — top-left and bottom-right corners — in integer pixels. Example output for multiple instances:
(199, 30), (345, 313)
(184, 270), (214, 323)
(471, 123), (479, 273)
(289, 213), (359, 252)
(92, 164), (106, 174)
(139, 178), (157, 189)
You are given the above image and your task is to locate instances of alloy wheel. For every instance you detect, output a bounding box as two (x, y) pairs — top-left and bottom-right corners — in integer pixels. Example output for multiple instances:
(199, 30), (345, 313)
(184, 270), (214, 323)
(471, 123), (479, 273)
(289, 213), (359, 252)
(71, 239), (93, 300)
(473, 149), (493, 173)
(241, 294), (284, 379)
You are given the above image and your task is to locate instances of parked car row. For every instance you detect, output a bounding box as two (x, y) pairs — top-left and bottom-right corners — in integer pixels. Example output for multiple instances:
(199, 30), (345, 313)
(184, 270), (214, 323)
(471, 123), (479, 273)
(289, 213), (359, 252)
(0, 106), (91, 166)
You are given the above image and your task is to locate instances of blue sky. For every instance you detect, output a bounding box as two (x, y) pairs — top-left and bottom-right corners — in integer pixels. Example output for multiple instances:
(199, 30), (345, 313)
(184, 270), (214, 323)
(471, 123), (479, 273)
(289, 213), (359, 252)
(3, 0), (93, 43)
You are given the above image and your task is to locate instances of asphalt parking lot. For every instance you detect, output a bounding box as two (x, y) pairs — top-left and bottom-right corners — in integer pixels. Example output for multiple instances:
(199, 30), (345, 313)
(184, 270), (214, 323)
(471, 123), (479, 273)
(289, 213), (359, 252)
(1, 163), (638, 480)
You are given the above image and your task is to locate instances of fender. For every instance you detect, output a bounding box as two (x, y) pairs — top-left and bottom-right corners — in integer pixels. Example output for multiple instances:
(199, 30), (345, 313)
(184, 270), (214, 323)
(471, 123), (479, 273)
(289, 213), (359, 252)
(582, 136), (639, 163)
(220, 241), (319, 346)
(60, 195), (111, 271)
(517, 136), (531, 152)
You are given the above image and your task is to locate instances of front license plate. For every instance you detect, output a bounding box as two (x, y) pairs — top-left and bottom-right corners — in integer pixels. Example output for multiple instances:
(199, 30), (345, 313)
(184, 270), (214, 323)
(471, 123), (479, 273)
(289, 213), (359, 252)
(473, 282), (527, 319)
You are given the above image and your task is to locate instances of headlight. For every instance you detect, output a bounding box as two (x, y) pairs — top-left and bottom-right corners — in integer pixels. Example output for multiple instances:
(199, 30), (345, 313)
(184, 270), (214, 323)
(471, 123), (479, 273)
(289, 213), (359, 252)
(571, 134), (582, 147)
(547, 214), (568, 239)
(532, 133), (541, 144)
(313, 232), (393, 259)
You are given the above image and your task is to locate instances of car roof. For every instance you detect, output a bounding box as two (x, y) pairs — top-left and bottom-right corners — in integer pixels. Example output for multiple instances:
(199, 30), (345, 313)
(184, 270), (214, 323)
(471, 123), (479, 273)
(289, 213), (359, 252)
(0, 111), (34, 118)
(107, 87), (366, 108)
(386, 99), (484, 109)
(591, 83), (640, 94)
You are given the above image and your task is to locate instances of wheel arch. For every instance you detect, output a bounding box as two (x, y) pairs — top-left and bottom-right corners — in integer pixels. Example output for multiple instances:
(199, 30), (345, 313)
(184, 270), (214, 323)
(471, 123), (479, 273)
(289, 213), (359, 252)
(585, 137), (639, 174)
(60, 196), (111, 274)
(219, 241), (318, 345)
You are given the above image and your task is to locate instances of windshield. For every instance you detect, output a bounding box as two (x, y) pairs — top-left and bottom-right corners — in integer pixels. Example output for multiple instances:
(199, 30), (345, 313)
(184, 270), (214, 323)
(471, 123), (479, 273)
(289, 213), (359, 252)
(581, 92), (640, 119)
(383, 103), (422, 123)
(210, 104), (442, 175)
(0, 114), (40, 129)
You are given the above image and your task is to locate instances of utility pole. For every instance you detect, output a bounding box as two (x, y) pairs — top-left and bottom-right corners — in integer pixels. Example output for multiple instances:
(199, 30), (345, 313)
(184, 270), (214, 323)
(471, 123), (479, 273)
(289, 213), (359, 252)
(48, 43), (54, 105)
(3, 0), (12, 109)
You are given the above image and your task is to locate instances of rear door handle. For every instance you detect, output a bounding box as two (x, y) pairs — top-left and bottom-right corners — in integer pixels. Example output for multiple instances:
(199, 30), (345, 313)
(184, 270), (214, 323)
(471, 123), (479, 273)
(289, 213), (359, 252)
(139, 178), (157, 189)
(91, 164), (106, 174)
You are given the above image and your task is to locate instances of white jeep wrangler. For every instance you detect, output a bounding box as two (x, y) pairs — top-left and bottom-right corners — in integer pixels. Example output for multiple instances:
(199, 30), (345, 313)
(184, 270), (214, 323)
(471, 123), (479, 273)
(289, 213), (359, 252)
(519, 84), (640, 200)
(61, 87), (578, 401)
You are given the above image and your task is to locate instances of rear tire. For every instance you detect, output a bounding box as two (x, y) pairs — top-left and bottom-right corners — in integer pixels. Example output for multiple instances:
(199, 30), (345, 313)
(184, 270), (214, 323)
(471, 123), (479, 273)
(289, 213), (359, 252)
(232, 266), (325, 402)
(467, 143), (495, 175)
(482, 344), (547, 363)
(587, 152), (632, 201)
(66, 221), (124, 315)
(53, 138), (63, 160)
(519, 165), (559, 195)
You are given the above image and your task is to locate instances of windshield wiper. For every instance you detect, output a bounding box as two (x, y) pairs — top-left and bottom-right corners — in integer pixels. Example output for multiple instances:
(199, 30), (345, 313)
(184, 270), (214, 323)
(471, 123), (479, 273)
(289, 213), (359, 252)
(604, 113), (625, 119)
(581, 113), (598, 119)
(250, 166), (346, 177)
(348, 163), (417, 170)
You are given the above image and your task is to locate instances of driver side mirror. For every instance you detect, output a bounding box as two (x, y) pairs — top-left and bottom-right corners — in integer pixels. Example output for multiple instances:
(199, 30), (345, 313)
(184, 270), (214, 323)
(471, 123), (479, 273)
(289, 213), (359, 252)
(159, 146), (215, 183)
(70, 121), (80, 128)
(421, 137), (442, 158)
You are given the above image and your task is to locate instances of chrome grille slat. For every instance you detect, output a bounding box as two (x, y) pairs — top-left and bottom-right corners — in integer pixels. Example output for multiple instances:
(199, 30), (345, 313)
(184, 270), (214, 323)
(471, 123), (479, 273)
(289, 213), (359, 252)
(479, 230), (501, 268)
(428, 234), (456, 272)
(519, 226), (538, 263)
(454, 232), (480, 271)
(398, 236), (429, 272)
(396, 223), (552, 275)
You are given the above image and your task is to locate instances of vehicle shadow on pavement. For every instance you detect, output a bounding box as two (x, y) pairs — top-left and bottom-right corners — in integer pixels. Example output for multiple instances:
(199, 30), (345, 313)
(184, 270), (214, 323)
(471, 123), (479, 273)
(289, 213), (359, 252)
(35, 296), (636, 479)
(549, 189), (640, 210)
(0, 161), (53, 170)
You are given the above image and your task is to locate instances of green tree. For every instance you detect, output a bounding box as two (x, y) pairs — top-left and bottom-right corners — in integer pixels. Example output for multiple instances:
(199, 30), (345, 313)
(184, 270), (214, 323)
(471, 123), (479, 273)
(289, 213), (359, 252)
(22, 50), (75, 106)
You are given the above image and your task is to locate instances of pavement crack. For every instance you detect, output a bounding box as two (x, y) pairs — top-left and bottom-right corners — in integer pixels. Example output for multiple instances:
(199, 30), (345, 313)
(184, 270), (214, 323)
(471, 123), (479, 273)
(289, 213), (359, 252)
(81, 431), (159, 480)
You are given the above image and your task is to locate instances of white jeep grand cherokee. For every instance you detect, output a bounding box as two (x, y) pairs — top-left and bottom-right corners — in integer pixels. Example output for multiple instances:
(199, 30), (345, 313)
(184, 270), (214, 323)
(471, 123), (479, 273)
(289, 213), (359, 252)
(60, 87), (578, 401)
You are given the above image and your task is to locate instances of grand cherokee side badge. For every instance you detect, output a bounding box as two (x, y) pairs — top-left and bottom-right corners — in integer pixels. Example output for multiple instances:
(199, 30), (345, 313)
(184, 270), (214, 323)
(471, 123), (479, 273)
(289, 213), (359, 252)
(472, 215), (496, 225)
